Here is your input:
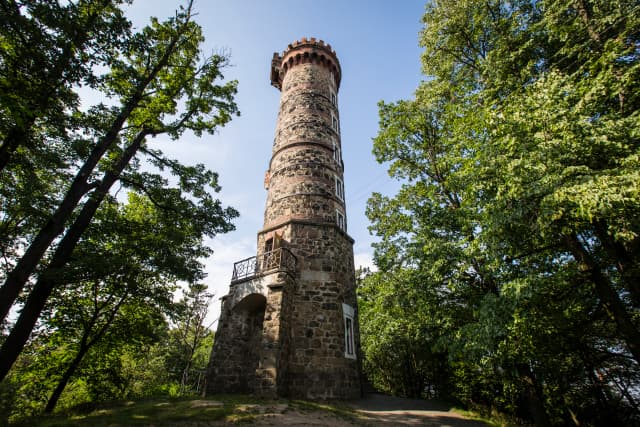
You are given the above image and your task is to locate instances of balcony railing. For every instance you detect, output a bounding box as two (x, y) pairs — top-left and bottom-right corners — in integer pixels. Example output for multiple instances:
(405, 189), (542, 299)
(231, 247), (297, 283)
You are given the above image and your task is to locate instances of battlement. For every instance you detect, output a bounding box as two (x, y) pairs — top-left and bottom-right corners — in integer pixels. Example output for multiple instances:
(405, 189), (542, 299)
(283, 37), (337, 58)
(270, 37), (341, 90)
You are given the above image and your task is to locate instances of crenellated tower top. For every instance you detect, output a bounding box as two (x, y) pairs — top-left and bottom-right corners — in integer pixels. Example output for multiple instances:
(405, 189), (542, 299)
(270, 37), (342, 90)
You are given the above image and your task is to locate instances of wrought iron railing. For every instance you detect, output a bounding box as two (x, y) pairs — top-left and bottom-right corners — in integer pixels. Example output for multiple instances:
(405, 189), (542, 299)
(231, 247), (297, 283)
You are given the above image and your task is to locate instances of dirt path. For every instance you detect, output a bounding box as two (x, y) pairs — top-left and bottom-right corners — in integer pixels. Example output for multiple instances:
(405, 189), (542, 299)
(241, 393), (489, 426)
(349, 393), (489, 426)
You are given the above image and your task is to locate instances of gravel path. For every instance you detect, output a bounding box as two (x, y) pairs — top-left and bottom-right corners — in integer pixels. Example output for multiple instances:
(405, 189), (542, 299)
(349, 393), (489, 426)
(243, 393), (489, 426)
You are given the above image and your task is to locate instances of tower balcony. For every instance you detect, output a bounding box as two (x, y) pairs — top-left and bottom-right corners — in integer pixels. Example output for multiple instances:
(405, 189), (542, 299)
(231, 247), (297, 283)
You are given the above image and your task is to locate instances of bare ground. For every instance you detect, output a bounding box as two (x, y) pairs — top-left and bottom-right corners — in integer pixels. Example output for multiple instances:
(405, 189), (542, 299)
(212, 393), (490, 426)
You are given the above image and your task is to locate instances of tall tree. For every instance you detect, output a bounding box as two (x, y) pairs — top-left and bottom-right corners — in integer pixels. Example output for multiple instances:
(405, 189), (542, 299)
(0, 1), (239, 382)
(358, 268), (451, 399)
(40, 192), (214, 413)
(365, 0), (640, 424)
(0, 0), (237, 323)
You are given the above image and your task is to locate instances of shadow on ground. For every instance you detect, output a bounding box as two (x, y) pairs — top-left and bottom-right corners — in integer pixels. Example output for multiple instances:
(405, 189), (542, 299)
(349, 393), (489, 426)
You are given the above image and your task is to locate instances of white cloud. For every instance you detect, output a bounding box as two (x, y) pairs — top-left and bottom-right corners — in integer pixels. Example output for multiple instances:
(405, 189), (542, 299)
(354, 251), (377, 272)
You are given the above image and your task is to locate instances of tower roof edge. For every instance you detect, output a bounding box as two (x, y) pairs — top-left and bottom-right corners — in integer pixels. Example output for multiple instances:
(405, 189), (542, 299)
(270, 37), (341, 91)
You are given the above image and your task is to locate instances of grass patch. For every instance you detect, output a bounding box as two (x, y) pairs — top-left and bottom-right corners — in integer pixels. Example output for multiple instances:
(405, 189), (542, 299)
(451, 407), (501, 426)
(451, 406), (525, 427)
(12, 395), (366, 426)
(11, 396), (258, 426)
(224, 413), (257, 423)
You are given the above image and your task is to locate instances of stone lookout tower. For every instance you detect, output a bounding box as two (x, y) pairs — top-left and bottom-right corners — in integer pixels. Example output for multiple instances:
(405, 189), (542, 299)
(206, 38), (361, 399)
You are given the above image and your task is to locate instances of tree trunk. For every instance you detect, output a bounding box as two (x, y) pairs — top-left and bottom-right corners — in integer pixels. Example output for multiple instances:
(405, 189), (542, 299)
(564, 234), (640, 364)
(0, 9), (188, 322)
(0, 132), (146, 382)
(44, 289), (128, 413)
(516, 363), (551, 427)
(573, 0), (602, 47)
(44, 342), (90, 413)
(593, 220), (640, 306)
(180, 359), (192, 393)
(0, 110), (128, 323)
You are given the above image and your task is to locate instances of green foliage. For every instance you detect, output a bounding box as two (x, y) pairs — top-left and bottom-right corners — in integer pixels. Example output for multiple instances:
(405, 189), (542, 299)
(1, 192), (221, 419)
(0, 0), (239, 326)
(0, 0), (237, 421)
(0, 0), (132, 167)
(358, 269), (451, 399)
(164, 282), (215, 394)
(362, 0), (640, 425)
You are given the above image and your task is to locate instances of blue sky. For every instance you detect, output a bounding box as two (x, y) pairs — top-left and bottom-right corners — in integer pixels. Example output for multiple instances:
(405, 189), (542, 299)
(126, 0), (425, 324)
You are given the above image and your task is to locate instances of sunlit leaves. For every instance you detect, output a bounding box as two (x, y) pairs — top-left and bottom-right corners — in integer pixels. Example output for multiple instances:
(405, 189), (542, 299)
(364, 0), (640, 423)
(0, 0), (239, 415)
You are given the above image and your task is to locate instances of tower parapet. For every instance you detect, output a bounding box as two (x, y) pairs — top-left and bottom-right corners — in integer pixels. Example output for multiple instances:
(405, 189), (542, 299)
(271, 37), (341, 90)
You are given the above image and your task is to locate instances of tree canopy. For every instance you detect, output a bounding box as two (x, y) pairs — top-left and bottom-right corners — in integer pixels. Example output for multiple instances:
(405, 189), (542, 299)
(361, 0), (639, 425)
(0, 0), (238, 419)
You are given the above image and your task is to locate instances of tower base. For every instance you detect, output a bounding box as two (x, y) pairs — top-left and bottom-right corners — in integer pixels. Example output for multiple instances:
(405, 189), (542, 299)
(205, 225), (362, 400)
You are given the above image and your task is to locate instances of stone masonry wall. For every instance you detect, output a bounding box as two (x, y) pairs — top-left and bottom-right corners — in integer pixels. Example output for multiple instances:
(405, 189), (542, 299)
(207, 38), (361, 400)
(264, 39), (360, 399)
(286, 222), (360, 399)
(254, 272), (294, 397)
(206, 293), (265, 394)
(207, 271), (294, 397)
(265, 59), (344, 230)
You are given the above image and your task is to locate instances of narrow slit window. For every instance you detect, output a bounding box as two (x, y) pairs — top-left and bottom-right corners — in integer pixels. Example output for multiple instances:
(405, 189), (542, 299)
(346, 318), (353, 354)
(336, 210), (345, 231)
(335, 176), (344, 201)
(342, 303), (356, 359)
